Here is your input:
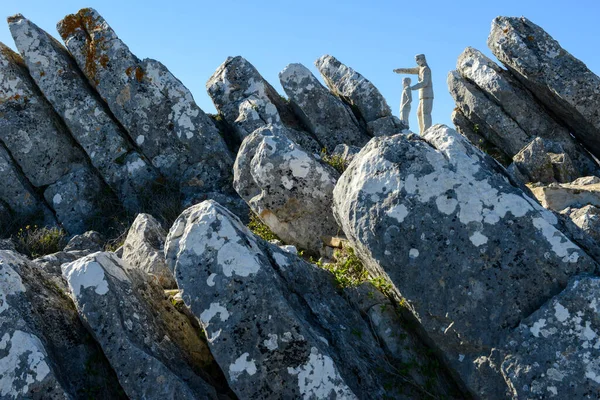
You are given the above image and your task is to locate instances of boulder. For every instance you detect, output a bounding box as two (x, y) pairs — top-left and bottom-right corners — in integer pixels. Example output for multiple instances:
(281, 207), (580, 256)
(0, 42), (116, 234)
(279, 63), (369, 151)
(62, 252), (220, 400)
(63, 230), (104, 253)
(164, 200), (426, 399)
(528, 180), (600, 211)
(9, 15), (160, 213)
(233, 124), (339, 254)
(509, 137), (579, 184)
(122, 213), (176, 289)
(455, 47), (599, 178)
(57, 8), (234, 201)
(0, 250), (125, 399)
(502, 276), (600, 399)
(563, 205), (600, 245)
(332, 143), (362, 165)
(488, 17), (600, 160)
(207, 56), (321, 153)
(332, 124), (598, 397)
(367, 115), (406, 137)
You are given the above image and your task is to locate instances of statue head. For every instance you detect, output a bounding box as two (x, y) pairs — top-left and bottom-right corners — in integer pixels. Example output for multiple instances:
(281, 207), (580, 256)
(403, 77), (411, 87)
(415, 54), (427, 66)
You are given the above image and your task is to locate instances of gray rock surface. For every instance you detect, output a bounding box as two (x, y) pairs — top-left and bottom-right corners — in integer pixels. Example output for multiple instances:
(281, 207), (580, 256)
(9, 15), (160, 213)
(207, 56), (321, 153)
(63, 230), (104, 253)
(528, 180), (600, 212)
(165, 200), (423, 399)
(62, 251), (219, 400)
(563, 205), (600, 247)
(455, 47), (599, 179)
(122, 213), (176, 289)
(488, 16), (600, 160)
(0, 250), (125, 399)
(332, 143), (362, 165)
(509, 137), (579, 184)
(502, 276), (600, 399)
(367, 115), (406, 137)
(0, 42), (115, 234)
(57, 8), (234, 201)
(332, 124), (598, 398)
(279, 63), (369, 151)
(233, 124), (339, 254)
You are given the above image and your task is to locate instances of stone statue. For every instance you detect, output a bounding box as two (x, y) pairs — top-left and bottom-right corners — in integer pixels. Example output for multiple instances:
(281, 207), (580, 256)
(394, 54), (434, 134)
(400, 77), (412, 127)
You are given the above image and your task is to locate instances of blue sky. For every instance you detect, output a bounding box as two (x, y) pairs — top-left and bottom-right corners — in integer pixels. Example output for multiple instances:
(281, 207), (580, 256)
(1, 0), (599, 132)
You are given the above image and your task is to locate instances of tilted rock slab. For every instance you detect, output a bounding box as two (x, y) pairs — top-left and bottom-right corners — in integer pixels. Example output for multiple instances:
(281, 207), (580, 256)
(0, 250), (124, 399)
(9, 15), (159, 212)
(563, 204), (600, 245)
(0, 43), (115, 234)
(62, 252), (219, 400)
(315, 54), (405, 136)
(509, 137), (579, 184)
(502, 276), (600, 399)
(233, 124), (339, 254)
(57, 8), (233, 200)
(207, 55), (321, 153)
(122, 213), (176, 289)
(0, 143), (55, 228)
(528, 181), (600, 212)
(488, 17), (600, 160)
(455, 47), (599, 179)
(165, 200), (418, 399)
(333, 125), (598, 398)
(279, 63), (369, 151)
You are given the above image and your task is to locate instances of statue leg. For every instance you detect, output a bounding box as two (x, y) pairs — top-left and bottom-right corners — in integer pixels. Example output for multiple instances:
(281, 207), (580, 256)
(423, 98), (433, 132)
(417, 100), (424, 134)
(400, 106), (410, 127)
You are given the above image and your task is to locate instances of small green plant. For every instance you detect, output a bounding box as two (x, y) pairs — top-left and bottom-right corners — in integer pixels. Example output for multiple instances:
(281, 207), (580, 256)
(247, 212), (280, 242)
(321, 246), (368, 288)
(320, 148), (348, 174)
(14, 225), (67, 258)
(370, 275), (393, 295)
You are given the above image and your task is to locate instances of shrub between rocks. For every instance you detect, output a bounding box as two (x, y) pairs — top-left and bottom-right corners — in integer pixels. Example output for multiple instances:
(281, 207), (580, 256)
(14, 225), (67, 258)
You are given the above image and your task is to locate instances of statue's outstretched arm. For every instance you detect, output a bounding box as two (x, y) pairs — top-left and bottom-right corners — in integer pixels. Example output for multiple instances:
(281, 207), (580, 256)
(393, 67), (419, 74)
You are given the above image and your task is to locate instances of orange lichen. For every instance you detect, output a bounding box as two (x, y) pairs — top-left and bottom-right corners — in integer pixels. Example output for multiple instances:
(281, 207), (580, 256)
(39, 71), (45, 77)
(134, 67), (144, 82)
(57, 14), (83, 40)
(99, 54), (109, 68)
(125, 66), (134, 76)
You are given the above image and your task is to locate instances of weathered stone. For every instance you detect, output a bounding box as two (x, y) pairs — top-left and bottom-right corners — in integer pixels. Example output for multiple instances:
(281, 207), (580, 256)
(332, 143), (362, 165)
(9, 15), (160, 213)
(165, 200), (424, 399)
(502, 276), (600, 399)
(488, 17), (600, 160)
(279, 63), (369, 150)
(448, 70), (530, 156)
(57, 8), (234, 200)
(207, 56), (321, 153)
(367, 115), (406, 137)
(562, 205), (600, 248)
(333, 124), (598, 397)
(233, 124), (339, 254)
(34, 251), (81, 275)
(0, 42), (116, 234)
(0, 237), (16, 251)
(0, 143), (55, 229)
(509, 137), (579, 184)
(456, 47), (599, 178)
(62, 252), (219, 399)
(315, 55), (394, 124)
(122, 213), (176, 289)
(63, 230), (104, 253)
(0, 250), (125, 399)
(528, 181), (600, 211)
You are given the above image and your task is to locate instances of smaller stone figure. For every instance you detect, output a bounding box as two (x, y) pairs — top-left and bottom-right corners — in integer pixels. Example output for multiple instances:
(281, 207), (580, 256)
(400, 77), (412, 127)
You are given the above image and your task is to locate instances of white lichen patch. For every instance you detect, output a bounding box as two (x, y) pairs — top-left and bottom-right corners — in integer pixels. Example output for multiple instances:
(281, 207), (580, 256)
(409, 248), (419, 259)
(287, 347), (357, 399)
(0, 330), (52, 398)
(0, 263), (26, 314)
(273, 252), (290, 267)
(469, 232), (488, 247)
(530, 319), (547, 338)
(386, 204), (408, 223)
(263, 333), (278, 351)
(554, 302), (570, 323)
(206, 273), (217, 287)
(229, 352), (257, 382)
(62, 258), (109, 298)
(200, 302), (230, 325)
(52, 193), (62, 205)
(531, 217), (580, 262)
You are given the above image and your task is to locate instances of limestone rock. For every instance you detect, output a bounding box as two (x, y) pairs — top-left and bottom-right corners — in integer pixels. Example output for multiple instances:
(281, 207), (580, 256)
(563, 205), (600, 245)
(509, 137), (579, 184)
(57, 8), (234, 200)
(502, 276), (600, 399)
(367, 115), (406, 137)
(122, 213), (176, 289)
(332, 124), (597, 397)
(528, 180), (600, 211)
(488, 17), (600, 159)
(62, 252), (219, 399)
(332, 143), (362, 165)
(315, 55), (392, 124)
(0, 42), (116, 234)
(165, 200), (420, 399)
(455, 47), (599, 178)
(0, 250), (125, 399)
(207, 56), (321, 153)
(63, 230), (104, 253)
(279, 63), (369, 151)
(233, 124), (339, 254)
(9, 15), (160, 213)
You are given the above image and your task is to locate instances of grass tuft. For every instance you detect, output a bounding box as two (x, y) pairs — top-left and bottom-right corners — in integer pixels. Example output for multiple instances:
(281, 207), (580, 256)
(14, 225), (67, 258)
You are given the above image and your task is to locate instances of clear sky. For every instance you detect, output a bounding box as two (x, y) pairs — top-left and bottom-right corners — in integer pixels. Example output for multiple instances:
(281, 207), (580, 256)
(1, 0), (599, 133)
